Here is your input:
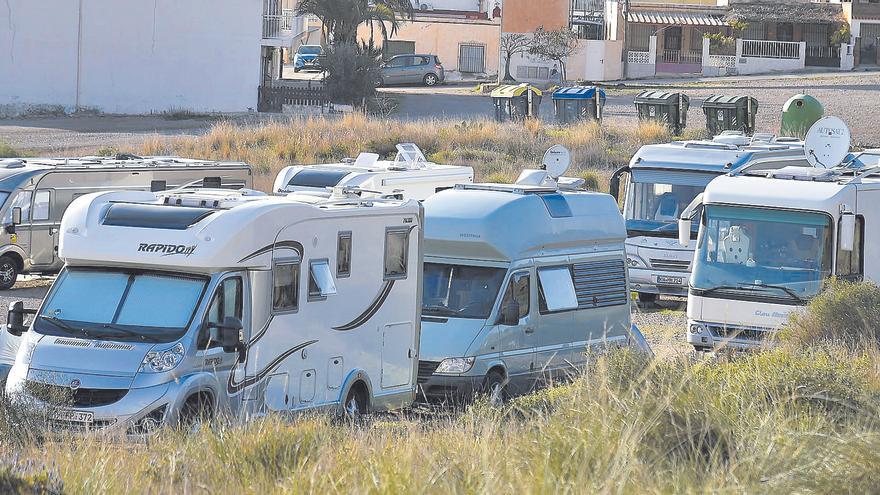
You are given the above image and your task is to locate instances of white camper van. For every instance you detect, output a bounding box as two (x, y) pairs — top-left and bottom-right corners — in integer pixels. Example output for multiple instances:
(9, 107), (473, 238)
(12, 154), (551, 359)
(4, 188), (423, 433)
(610, 134), (803, 303)
(273, 143), (474, 200)
(0, 155), (252, 289)
(417, 155), (650, 403)
(680, 118), (873, 351)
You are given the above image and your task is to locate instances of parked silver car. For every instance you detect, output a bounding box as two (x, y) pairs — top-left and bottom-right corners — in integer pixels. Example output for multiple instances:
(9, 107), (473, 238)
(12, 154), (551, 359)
(379, 54), (445, 87)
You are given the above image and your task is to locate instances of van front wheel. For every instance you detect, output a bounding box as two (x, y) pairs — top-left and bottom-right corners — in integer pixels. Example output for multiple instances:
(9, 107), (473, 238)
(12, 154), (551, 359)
(482, 371), (507, 407)
(0, 257), (18, 290)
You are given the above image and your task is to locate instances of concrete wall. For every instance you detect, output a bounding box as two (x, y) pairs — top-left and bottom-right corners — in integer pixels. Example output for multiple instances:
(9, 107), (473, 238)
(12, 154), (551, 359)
(1, 0), (262, 116)
(735, 39), (806, 75)
(567, 40), (624, 81)
(501, 0), (568, 33)
(624, 36), (656, 79)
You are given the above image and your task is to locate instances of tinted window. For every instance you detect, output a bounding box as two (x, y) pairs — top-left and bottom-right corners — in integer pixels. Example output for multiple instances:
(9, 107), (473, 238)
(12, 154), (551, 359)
(102, 203), (214, 230)
(836, 216), (864, 280)
(422, 263), (506, 319)
(500, 272), (530, 320)
(32, 190), (50, 221)
(273, 262), (299, 312)
(384, 229), (410, 279)
(337, 232), (352, 277)
(287, 170), (350, 188)
(3, 191), (31, 223)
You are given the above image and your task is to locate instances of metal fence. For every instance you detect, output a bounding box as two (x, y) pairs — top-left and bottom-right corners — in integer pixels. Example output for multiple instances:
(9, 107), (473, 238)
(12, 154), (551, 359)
(258, 85), (327, 113)
(458, 44), (486, 73)
(741, 39), (801, 59)
(660, 49), (702, 64)
(805, 45), (840, 67)
(262, 12), (296, 38)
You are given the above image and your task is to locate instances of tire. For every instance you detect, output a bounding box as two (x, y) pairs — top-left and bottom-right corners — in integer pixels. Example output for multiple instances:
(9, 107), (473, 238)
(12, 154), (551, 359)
(178, 394), (212, 433)
(482, 370), (507, 407)
(637, 292), (657, 304)
(0, 256), (18, 290)
(423, 73), (438, 87)
(343, 386), (368, 419)
(294, 67), (301, 73)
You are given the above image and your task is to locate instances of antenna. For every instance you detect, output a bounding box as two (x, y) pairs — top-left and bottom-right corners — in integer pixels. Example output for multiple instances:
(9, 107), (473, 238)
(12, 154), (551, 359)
(541, 145), (572, 179)
(804, 116), (851, 169)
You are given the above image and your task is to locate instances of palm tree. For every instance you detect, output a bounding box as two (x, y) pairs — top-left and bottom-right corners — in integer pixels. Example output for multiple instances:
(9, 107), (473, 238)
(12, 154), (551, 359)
(296, 0), (413, 47)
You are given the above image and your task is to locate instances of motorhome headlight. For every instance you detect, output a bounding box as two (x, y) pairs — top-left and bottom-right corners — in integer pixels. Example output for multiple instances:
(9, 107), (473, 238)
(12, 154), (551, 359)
(689, 323), (706, 335)
(435, 357), (475, 374)
(141, 343), (185, 373)
(626, 256), (647, 269)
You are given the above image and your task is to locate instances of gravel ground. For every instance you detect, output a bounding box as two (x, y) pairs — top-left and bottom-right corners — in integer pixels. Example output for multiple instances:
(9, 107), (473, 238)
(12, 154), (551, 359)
(0, 279), (51, 325)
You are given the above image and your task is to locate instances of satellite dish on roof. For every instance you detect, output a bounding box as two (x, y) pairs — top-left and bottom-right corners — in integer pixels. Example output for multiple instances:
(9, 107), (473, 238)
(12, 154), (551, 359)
(804, 116), (851, 169)
(542, 145), (571, 178)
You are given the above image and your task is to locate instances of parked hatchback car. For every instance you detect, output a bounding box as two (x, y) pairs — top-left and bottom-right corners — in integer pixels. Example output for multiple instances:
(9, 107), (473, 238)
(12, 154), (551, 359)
(379, 54), (445, 87)
(293, 44), (324, 72)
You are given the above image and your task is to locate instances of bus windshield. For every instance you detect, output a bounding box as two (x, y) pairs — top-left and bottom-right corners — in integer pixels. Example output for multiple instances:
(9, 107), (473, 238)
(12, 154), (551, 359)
(691, 205), (833, 303)
(422, 263), (506, 319)
(624, 181), (703, 236)
(36, 269), (207, 343)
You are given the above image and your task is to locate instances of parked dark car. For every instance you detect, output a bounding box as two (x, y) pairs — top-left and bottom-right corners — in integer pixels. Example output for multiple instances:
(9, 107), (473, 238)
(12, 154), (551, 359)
(379, 54), (445, 87)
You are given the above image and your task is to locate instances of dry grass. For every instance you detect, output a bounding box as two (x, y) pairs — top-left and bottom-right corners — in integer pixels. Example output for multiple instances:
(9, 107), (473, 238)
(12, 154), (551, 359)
(142, 115), (677, 192)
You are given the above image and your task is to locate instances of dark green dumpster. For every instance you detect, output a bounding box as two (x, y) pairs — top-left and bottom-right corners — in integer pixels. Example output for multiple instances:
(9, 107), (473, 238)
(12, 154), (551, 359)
(780, 94), (824, 139)
(701, 95), (759, 136)
(491, 84), (543, 122)
(634, 90), (689, 134)
(552, 86), (606, 124)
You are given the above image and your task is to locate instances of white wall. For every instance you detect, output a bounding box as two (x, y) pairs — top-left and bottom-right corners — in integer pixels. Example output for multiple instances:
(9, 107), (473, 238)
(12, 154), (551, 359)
(568, 40), (623, 81)
(735, 40), (806, 75)
(1, 0), (262, 115)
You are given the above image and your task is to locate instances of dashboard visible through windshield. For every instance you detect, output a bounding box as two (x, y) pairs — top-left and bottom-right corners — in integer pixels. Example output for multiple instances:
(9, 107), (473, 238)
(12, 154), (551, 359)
(422, 263), (506, 319)
(36, 268), (208, 343)
(691, 205), (833, 303)
(624, 181), (703, 237)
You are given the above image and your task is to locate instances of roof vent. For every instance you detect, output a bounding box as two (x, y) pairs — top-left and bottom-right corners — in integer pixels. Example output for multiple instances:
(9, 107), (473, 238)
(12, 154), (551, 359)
(516, 169), (553, 187)
(390, 143), (428, 170)
(713, 132), (750, 147)
(0, 159), (25, 169)
(353, 152), (380, 169)
(768, 166), (841, 182)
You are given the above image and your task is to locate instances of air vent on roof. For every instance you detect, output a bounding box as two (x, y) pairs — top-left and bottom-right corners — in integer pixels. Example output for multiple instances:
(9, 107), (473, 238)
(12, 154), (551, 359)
(768, 166), (841, 182)
(0, 159), (25, 169)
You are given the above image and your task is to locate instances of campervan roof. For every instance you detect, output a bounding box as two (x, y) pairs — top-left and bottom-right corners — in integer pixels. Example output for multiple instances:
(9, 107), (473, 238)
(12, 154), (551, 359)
(630, 134), (804, 174)
(5, 155), (248, 170)
(423, 181), (625, 262)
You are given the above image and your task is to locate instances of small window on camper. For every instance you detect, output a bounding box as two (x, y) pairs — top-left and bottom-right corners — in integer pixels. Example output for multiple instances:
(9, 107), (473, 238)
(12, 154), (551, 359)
(32, 190), (50, 221)
(537, 266), (578, 313)
(151, 180), (167, 192)
(201, 277), (243, 349)
(309, 259), (337, 300)
(836, 216), (864, 281)
(337, 232), (352, 277)
(384, 229), (410, 280)
(273, 262), (300, 313)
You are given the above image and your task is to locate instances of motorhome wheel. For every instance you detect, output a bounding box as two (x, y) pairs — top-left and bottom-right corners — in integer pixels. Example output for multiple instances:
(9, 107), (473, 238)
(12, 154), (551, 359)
(637, 292), (657, 305)
(0, 257), (18, 290)
(179, 393), (213, 433)
(344, 387), (368, 418)
(482, 371), (508, 407)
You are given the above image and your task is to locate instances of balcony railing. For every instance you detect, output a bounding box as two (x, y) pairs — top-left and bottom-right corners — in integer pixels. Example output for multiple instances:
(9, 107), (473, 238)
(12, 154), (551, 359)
(741, 39), (801, 59)
(263, 10), (297, 39)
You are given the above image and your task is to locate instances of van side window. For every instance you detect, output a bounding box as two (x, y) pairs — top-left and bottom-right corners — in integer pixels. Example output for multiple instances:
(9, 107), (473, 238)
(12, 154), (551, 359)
(200, 277), (243, 349)
(32, 190), (50, 221)
(383, 229), (410, 280)
(337, 232), (352, 277)
(2, 191), (32, 224)
(500, 271), (530, 320)
(537, 266), (578, 314)
(273, 262), (300, 313)
(308, 259), (338, 300)
(836, 216), (864, 281)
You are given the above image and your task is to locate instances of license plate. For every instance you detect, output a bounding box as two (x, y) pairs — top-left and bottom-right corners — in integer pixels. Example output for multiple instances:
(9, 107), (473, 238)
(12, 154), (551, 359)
(50, 409), (94, 424)
(656, 275), (684, 285)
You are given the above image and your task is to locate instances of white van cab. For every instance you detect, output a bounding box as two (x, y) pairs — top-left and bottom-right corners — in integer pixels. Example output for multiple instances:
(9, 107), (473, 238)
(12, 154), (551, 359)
(4, 187), (423, 434)
(417, 165), (650, 402)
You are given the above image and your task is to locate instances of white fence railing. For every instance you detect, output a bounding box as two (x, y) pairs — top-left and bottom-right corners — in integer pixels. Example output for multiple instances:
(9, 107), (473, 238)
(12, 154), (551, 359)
(628, 51), (651, 64)
(263, 12), (297, 39)
(741, 39), (801, 59)
(707, 54), (737, 68)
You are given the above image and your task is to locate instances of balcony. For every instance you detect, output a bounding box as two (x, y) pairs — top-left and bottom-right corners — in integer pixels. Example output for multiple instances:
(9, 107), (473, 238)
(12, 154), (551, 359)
(262, 9), (303, 46)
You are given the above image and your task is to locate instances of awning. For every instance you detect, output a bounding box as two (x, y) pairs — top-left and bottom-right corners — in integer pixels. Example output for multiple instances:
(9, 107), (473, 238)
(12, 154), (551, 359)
(627, 11), (726, 26)
(724, 2), (844, 24)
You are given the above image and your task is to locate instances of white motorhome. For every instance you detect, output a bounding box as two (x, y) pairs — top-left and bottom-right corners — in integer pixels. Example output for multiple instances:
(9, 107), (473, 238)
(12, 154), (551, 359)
(680, 119), (874, 350)
(0, 155), (252, 289)
(4, 188), (423, 433)
(273, 143), (474, 200)
(417, 167), (651, 403)
(610, 134), (804, 303)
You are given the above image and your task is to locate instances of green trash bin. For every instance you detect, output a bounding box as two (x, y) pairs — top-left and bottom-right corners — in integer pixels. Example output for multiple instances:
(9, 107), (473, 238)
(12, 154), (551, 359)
(780, 94), (824, 139)
(701, 95), (759, 136)
(634, 90), (689, 134)
(491, 84), (543, 122)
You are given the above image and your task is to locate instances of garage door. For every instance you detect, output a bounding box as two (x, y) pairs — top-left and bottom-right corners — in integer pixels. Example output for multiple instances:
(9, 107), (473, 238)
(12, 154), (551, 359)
(459, 44), (486, 73)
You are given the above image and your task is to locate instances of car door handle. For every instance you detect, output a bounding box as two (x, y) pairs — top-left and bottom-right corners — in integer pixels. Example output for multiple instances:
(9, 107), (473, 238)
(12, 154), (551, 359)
(524, 327), (535, 334)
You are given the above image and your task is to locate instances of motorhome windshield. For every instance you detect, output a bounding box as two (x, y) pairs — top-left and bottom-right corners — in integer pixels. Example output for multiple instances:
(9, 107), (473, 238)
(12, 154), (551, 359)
(625, 180), (703, 236)
(692, 205), (833, 303)
(36, 269), (207, 343)
(422, 263), (506, 319)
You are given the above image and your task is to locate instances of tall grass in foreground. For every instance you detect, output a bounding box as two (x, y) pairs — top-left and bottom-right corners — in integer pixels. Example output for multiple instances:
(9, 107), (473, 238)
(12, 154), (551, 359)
(142, 115), (685, 192)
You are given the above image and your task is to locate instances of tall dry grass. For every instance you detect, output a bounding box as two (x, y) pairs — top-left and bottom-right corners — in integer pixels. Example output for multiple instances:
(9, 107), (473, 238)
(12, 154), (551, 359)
(142, 115), (678, 192)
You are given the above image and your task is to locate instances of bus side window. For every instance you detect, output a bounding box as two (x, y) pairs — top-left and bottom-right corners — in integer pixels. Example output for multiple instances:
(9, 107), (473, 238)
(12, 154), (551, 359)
(836, 216), (864, 281)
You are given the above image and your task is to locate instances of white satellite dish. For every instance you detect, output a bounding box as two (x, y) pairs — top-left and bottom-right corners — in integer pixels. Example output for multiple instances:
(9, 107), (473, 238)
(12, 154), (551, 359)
(542, 145), (572, 179)
(804, 116), (851, 169)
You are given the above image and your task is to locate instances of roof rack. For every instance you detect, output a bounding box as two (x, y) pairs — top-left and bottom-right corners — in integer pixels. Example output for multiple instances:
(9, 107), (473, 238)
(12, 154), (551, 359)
(454, 183), (558, 195)
(20, 156), (246, 170)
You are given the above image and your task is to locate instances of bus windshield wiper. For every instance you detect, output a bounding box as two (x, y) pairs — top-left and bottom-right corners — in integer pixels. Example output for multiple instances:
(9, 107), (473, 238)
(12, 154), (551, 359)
(693, 285), (759, 296)
(100, 323), (160, 343)
(40, 315), (91, 338)
(422, 305), (461, 317)
(739, 283), (806, 304)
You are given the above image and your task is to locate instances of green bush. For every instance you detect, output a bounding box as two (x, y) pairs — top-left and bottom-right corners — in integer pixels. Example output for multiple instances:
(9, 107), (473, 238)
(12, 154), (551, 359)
(782, 279), (880, 349)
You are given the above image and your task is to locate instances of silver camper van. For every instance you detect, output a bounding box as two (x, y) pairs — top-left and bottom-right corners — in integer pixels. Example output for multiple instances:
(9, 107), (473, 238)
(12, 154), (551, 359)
(0, 156), (252, 289)
(417, 174), (650, 402)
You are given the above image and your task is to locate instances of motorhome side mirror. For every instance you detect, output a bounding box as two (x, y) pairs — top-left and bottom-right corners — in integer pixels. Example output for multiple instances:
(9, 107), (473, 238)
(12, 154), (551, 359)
(11, 207), (21, 226)
(218, 316), (244, 351)
(840, 213), (856, 252)
(6, 301), (33, 337)
(499, 301), (520, 326)
(609, 166), (629, 202)
(678, 219), (692, 247)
